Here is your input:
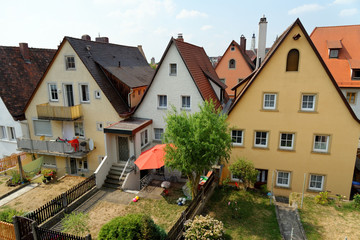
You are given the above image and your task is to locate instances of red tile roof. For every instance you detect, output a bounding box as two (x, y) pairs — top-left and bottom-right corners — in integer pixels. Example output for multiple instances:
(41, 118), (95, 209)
(310, 25), (360, 88)
(0, 45), (56, 120)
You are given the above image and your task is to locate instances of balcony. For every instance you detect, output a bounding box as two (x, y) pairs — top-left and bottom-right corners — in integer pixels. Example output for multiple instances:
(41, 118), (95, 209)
(17, 138), (92, 159)
(36, 103), (82, 121)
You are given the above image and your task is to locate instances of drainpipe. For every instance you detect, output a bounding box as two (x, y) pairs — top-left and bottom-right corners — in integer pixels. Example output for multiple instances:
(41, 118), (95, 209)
(128, 89), (133, 108)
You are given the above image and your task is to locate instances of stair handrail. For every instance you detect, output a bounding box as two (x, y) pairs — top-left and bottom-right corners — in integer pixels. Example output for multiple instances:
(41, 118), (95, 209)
(119, 155), (135, 182)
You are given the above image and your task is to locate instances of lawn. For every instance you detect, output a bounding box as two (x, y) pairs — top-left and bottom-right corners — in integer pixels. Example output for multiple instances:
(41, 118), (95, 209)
(203, 187), (282, 240)
(295, 194), (360, 240)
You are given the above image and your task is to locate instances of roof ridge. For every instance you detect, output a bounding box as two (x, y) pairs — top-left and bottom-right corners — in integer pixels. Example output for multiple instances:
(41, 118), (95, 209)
(64, 36), (139, 49)
(313, 24), (360, 29)
(173, 38), (203, 49)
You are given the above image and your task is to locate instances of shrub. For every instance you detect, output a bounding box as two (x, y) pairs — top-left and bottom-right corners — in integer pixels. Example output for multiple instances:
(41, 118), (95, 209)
(314, 191), (329, 205)
(229, 158), (258, 191)
(184, 215), (224, 240)
(354, 193), (360, 208)
(98, 213), (167, 240)
(62, 212), (90, 237)
(0, 207), (24, 223)
(9, 170), (21, 185)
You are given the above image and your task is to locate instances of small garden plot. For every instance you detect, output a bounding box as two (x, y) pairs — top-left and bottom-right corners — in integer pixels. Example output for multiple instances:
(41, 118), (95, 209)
(4, 175), (85, 212)
(296, 194), (360, 240)
(0, 176), (19, 197)
(203, 187), (281, 240)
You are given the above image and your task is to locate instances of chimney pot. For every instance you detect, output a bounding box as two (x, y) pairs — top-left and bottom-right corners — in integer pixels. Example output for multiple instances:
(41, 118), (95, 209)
(240, 35), (246, 52)
(81, 34), (91, 41)
(177, 33), (184, 42)
(95, 37), (109, 43)
(19, 43), (30, 62)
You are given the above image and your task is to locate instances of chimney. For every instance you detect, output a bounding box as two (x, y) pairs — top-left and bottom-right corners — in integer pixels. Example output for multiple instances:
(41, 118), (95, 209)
(81, 34), (91, 41)
(19, 43), (30, 62)
(240, 35), (246, 52)
(256, 15), (267, 69)
(177, 33), (184, 42)
(95, 37), (109, 43)
(251, 33), (256, 52)
(151, 57), (155, 65)
(137, 45), (147, 61)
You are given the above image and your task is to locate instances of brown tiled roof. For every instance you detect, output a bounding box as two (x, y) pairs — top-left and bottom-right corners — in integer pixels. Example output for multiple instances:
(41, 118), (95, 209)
(0, 46), (56, 120)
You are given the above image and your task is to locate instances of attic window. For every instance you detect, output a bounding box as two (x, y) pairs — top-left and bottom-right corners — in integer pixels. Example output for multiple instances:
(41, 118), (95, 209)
(329, 49), (339, 59)
(229, 59), (236, 69)
(65, 56), (75, 70)
(286, 49), (299, 71)
(352, 69), (360, 80)
(231, 46), (235, 51)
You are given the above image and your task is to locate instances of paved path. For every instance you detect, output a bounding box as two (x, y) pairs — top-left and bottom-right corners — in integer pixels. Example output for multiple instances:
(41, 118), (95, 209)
(275, 200), (307, 240)
(0, 183), (38, 207)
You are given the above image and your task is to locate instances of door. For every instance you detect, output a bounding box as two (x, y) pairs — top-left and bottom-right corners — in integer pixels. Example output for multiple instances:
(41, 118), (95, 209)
(118, 136), (129, 162)
(70, 158), (77, 174)
(255, 169), (268, 189)
(64, 84), (74, 106)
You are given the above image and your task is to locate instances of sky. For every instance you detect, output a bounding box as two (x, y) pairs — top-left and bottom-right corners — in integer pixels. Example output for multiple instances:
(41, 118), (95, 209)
(1, 0), (359, 62)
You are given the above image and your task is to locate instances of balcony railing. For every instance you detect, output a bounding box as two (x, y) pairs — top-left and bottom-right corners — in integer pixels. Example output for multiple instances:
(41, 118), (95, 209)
(17, 138), (91, 158)
(36, 103), (82, 121)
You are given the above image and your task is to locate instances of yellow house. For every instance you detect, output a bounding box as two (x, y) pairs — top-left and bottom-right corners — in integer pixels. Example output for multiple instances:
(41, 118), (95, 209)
(18, 35), (154, 176)
(223, 19), (360, 199)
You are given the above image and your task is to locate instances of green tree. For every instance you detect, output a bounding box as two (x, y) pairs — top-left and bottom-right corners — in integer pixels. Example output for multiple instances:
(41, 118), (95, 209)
(164, 100), (232, 198)
(229, 157), (258, 191)
(62, 212), (90, 237)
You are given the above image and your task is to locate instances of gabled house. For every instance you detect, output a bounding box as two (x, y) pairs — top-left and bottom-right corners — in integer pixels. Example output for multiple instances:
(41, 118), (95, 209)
(0, 43), (56, 158)
(310, 25), (360, 119)
(17, 35), (154, 176)
(223, 19), (360, 199)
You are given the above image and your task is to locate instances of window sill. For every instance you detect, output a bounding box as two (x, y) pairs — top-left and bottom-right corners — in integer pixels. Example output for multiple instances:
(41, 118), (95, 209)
(307, 188), (323, 193)
(80, 101), (90, 104)
(180, 108), (191, 111)
(66, 68), (76, 71)
(298, 110), (318, 113)
(311, 151), (330, 155)
(274, 185), (291, 190)
(277, 148), (295, 152)
(232, 143), (244, 148)
(49, 100), (59, 102)
(252, 146), (269, 150)
(260, 109), (279, 112)
(169, 74), (177, 76)
(0, 139), (17, 143)
(157, 107), (167, 110)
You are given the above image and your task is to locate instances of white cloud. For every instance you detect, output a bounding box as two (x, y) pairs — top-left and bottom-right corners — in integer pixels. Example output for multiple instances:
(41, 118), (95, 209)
(176, 9), (208, 19)
(332, 0), (356, 4)
(288, 4), (325, 15)
(154, 27), (168, 35)
(201, 25), (213, 31)
(339, 8), (358, 16)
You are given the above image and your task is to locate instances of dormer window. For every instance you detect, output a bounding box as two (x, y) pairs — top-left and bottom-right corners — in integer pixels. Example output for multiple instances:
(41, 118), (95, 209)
(327, 40), (342, 59)
(329, 49), (339, 59)
(352, 69), (360, 80)
(229, 59), (236, 69)
(286, 49), (299, 71)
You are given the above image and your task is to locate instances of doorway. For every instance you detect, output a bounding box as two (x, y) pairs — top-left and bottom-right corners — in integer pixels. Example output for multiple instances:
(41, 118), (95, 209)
(70, 158), (77, 174)
(255, 169), (268, 189)
(64, 84), (74, 106)
(118, 136), (129, 162)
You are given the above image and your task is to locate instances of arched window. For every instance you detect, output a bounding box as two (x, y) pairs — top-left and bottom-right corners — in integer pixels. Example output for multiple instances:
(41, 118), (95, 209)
(229, 59), (236, 69)
(286, 49), (299, 71)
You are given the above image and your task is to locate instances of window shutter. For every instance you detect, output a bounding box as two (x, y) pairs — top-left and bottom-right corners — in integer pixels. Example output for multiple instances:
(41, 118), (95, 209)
(34, 120), (52, 136)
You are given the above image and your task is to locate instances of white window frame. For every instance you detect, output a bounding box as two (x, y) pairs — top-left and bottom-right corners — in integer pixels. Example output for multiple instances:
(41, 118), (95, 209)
(313, 135), (329, 153)
(309, 174), (324, 191)
(74, 122), (85, 138)
(329, 49), (339, 58)
(276, 171), (291, 188)
(154, 128), (164, 141)
(231, 130), (243, 146)
(48, 83), (59, 102)
(181, 96), (191, 110)
(231, 173), (242, 182)
(0, 126), (7, 139)
(263, 93), (277, 110)
(96, 122), (104, 131)
(65, 55), (76, 70)
(301, 94), (316, 111)
(254, 131), (268, 148)
(33, 119), (52, 137)
(7, 127), (16, 141)
(141, 129), (149, 148)
(79, 84), (90, 103)
(158, 95), (167, 109)
(169, 63), (177, 76)
(279, 133), (294, 150)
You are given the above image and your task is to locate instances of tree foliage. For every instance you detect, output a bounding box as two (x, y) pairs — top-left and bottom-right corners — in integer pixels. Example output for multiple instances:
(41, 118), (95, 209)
(164, 100), (232, 198)
(229, 157), (258, 190)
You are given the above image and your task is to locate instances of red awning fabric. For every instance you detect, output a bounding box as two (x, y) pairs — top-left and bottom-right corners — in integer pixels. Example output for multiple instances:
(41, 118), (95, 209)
(135, 144), (169, 170)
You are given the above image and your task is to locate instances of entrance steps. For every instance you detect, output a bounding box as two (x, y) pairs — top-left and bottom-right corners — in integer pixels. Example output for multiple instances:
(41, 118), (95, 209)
(103, 162), (133, 189)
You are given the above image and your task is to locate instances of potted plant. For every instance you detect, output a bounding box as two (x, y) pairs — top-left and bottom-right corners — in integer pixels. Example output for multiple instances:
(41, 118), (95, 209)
(42, 169), (56, 181)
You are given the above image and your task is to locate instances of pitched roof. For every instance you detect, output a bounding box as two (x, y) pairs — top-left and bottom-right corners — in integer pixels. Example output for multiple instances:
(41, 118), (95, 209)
(0, 45), (56, 120)
(228, 18), (360, 123)
(310, 24), (360, 88)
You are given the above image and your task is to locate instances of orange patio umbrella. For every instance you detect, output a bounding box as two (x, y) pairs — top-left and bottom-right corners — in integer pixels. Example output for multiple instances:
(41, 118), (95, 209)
(134, 144), (170, 170)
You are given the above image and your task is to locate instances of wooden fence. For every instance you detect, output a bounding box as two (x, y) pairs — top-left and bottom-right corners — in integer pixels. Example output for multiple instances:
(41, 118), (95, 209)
(13, 216), (34, 240)
(167, 172), (215, 240)
(0, 220), (15, 240)
(0, 153), (27, 172)
(34, 226), (91, 240)
(25, 174), (96, 225)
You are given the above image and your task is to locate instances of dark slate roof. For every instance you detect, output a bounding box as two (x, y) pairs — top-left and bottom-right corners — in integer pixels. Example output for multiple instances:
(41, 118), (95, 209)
(0, 46), (56, 120)
(65, 37), (154, 116)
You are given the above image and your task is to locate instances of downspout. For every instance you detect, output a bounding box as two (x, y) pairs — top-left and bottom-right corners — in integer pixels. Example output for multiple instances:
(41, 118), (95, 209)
(128, 88), (133, 108)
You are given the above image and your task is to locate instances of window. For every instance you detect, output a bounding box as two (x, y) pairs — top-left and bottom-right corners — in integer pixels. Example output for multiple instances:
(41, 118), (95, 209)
(48, 84), (58, 101)
(231, 46), (235, 51)
(0, 126), (7, 139)
(309, 174), (324, 191)
(229, 59), (236, 69)
(94, 90), (101, 99)
(279, 133), (294, 150)
(74, 122), (84, 138)
(254, 131), (268, 148)
(7, 127), (16, 141)
(96, 122), (103, 131)
(141, 130), (149, 147)
(329, 49), (339, 58)
(276, 171), (291, 188)
(263, 93), (277, 110)
(220, 79), (225, 84)
(286, 49), (299, 71)
(33, 119), (52, 136)
(158, 95), (167, 109)
(231, 173), (241, 181)
(231, 130), (243, 146)
(346, 92), (356, 104)
(313, 135), (329, 153)
(352, 69), (360, 80)
(80, 84), (90, 103)
(170, 63), (177, 76)
(154, 128), (164, 140)
(181, 96), (191, 109)
(301, 94), (316, 111)
(83, 160), (88, 170)
(65, 56), (75, 70)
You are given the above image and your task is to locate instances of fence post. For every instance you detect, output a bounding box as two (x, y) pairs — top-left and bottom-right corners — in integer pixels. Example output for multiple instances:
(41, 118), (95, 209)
(31, 221), (39, 240)
(12, 216), (21, 240)
(62, 192), (68, 208)
(85, 234), (92, 240)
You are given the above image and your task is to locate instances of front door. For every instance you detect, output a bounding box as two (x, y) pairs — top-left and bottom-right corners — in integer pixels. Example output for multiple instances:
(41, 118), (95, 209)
(70, 158), (77, 174)
(255, 169), (268, 189)
(118, 136), (129, 162)
(64, 84), (74, 106)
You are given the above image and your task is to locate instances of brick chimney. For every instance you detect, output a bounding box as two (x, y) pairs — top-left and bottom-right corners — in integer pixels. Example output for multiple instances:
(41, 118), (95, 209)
(81, 34), (91, 41)
(240, 35), (246, 52)
(95, 37), (109, 43)
(256, 15), (268, 69)
(177, 33), (184, 42)
(19, 43), (30, 62)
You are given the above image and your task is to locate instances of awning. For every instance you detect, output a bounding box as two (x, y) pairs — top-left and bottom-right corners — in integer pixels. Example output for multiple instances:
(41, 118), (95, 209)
(104, 117), (152, 135)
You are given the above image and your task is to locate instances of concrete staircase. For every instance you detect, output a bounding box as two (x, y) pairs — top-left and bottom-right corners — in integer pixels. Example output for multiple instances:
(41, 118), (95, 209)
(103, 162), (133, 189)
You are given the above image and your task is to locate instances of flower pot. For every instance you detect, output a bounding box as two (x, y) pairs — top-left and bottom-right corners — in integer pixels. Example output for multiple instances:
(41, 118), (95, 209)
(45, 176), (51, 181)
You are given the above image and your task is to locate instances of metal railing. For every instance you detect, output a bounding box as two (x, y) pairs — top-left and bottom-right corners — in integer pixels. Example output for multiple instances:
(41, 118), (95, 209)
(119, 155), (135, 182)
